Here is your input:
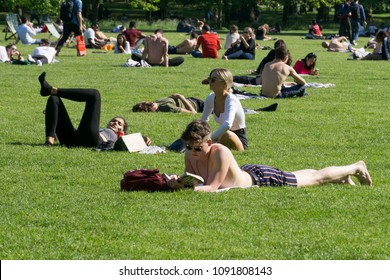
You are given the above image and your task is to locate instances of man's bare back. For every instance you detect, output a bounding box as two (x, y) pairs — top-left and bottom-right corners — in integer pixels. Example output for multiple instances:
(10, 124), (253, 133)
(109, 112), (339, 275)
(185, 143), (253, 192)
(142, 33), (169, 66)
(261, 60), (306, 98)
(176, 38), (197, 54)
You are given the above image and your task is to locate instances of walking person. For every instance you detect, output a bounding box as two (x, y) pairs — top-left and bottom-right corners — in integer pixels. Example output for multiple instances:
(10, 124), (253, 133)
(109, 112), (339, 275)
(55, 0), (85, 56)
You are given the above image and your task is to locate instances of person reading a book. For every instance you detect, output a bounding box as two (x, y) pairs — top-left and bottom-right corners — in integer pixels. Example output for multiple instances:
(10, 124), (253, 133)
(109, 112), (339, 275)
(132, 94), (204, 114)
(166, 120), (372, 192)
(201, 68), (247, 151)
(38, 72), (151, 147)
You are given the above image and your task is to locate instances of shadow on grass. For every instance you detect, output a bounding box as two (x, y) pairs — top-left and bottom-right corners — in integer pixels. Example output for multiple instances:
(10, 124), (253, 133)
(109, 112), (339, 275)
(7, 142), (51, 147)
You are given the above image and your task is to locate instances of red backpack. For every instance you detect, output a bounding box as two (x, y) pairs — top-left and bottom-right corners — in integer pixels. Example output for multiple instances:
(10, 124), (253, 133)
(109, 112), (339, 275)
(120, 169), (171, 192)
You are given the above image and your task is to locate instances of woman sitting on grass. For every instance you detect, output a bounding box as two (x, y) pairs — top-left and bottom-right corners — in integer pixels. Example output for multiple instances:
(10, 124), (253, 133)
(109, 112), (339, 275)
(38, 72), (151, 147)
(293, 52), (319, 75)
(114, 33), (131, 54)
(222, 27), (256, 60)
(256, 24), (273, 40)
(132, 94), (204, 114)
(359, 30), (388, 60)
(201, 68), (247, 151)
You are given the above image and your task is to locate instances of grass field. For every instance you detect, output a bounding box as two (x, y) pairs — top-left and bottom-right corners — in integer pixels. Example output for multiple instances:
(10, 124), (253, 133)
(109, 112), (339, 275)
(1, 23), (389, 260)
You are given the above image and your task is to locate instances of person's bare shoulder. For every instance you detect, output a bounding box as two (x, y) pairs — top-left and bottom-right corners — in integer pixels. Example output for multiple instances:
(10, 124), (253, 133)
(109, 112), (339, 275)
(210, 143), (233, 160)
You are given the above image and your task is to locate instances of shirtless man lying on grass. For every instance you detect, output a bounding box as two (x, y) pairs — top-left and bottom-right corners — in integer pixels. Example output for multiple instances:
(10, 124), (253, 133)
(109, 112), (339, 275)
(321, 36), (356, 52)
(260, 45), (308, 98)
(167, 120), (373, 192)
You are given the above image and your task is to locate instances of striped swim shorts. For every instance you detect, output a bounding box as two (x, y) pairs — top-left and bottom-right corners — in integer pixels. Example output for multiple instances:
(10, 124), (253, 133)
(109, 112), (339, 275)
(241, 164), (297, 187)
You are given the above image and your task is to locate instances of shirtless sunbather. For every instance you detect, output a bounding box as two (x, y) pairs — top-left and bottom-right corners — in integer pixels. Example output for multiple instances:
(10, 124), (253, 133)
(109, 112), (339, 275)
(131, 29), (184, 67)
(167, 120), (373, 192)
(321, 36), (356, 52)
(261, 46), (307, 98)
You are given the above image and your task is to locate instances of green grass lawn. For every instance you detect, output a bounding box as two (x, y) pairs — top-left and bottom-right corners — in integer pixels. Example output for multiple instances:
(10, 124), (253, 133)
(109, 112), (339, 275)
(0, 26), (389, 260)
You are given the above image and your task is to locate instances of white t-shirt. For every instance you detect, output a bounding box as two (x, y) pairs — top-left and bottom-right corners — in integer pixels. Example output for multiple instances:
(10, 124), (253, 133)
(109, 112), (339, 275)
(0, 46), (9, 62)
(224, 32), (240, 49)
(84, 28), (96, 46)
(17, 24), (39, 44)
(32, 46), (56, 64)
(201, 92), (246, 141)
(114, 41), (131, 54)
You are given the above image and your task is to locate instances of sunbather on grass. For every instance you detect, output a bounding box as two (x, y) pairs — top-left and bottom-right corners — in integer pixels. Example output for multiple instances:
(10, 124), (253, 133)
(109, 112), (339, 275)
(38, 72), (151, 147)
(167, 120), (373, 192)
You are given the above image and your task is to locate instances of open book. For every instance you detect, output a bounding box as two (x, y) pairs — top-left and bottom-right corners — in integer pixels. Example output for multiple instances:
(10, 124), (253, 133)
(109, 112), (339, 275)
(114, 132), (147, 152)
(179, 172), (204, 187)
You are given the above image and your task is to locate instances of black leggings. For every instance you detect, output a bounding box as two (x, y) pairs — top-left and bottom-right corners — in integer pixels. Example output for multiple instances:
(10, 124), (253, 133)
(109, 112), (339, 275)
(131, 53), (184, 67)
(45, 88), (101, 147)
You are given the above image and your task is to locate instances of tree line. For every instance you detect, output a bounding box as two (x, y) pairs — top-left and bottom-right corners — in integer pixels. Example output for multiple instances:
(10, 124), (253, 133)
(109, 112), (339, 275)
(1, 0), (390, 26)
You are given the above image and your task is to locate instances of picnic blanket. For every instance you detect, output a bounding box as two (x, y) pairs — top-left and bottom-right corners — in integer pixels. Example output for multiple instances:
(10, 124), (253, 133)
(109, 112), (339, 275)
(305, 82), (335, 88)
(124, 58), (151, 68)
(233, 82), (335, 90)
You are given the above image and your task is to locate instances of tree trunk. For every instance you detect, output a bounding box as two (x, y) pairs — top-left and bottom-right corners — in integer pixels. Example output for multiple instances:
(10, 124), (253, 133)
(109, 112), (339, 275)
(282, 4), (290, 25)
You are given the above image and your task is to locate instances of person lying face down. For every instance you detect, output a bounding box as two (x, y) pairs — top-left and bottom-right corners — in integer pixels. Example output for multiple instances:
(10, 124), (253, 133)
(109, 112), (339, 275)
(166, 120), (373, 192)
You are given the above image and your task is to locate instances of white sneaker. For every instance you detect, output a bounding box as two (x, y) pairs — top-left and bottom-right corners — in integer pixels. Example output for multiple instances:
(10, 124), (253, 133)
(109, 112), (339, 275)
(37, 60), (42, 67)
(27, 54), (36, 64)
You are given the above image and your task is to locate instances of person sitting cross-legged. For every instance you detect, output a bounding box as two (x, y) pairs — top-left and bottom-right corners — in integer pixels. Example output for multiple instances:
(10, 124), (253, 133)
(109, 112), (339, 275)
(261, 45), (307, 98)
(131, 29), (184, 67)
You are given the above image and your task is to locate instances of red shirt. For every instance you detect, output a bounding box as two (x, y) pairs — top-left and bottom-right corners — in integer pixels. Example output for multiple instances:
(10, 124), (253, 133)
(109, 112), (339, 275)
(312, 24), (322, 36)
(197, 32), (220, 58)
(122, 29), (142, 47)
(293, 60), (312, 75)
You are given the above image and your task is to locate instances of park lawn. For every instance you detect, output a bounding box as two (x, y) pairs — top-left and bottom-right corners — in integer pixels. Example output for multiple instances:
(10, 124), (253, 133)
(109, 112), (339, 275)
(0, 28), (389, 260)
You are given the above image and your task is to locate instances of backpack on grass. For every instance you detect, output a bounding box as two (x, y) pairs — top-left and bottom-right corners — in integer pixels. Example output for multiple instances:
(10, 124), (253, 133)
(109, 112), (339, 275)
(60, 0), (74, 23)
(120, 169), (171, 192)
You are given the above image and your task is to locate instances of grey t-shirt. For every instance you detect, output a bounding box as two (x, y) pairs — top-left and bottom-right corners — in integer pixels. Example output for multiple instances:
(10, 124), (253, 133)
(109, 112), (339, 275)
(99, 127), (117, 144)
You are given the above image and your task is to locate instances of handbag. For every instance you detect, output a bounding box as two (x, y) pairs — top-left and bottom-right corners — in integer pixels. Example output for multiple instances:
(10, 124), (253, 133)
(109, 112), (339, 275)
(76, 35), (86, 56)
(120, 169), (171, 192)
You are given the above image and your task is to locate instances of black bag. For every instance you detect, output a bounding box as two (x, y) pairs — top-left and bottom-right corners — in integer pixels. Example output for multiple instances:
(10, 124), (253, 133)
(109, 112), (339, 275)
(60, 0), (74, 23)
(120, 169), (171, 192)
(167, 138), (186, 153)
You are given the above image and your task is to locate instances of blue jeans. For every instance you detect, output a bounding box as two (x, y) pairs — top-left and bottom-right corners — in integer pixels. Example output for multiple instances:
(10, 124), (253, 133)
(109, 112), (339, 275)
(351, 20), (360, 42)
(191, 50), (202, 58)
(227, 50), (255, 60)
(278, 84), (307, 98)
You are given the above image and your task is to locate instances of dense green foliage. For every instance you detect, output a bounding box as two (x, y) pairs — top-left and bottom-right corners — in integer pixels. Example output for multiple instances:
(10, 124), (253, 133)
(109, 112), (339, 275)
(0, 23), (389, 259)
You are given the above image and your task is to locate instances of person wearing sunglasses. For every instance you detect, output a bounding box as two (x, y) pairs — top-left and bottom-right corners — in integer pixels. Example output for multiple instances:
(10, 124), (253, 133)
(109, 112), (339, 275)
(201, 68), (247, 151)
(222, 27), (256, 60)
(0, 44), (17, 63)
(38, 72), (151, 147)
(0, 44), (27, 64)
(166, 120), (372, 192)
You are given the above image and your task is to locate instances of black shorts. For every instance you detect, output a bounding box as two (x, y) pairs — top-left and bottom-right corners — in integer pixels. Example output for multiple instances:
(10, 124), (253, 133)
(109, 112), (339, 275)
(232, 128), (248, 150)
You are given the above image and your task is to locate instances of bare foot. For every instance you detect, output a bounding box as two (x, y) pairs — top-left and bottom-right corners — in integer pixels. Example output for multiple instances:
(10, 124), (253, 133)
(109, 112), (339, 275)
(45, 136), (55, 146)
(337, 176), (356, 186)
(355, 160), (373, 186)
